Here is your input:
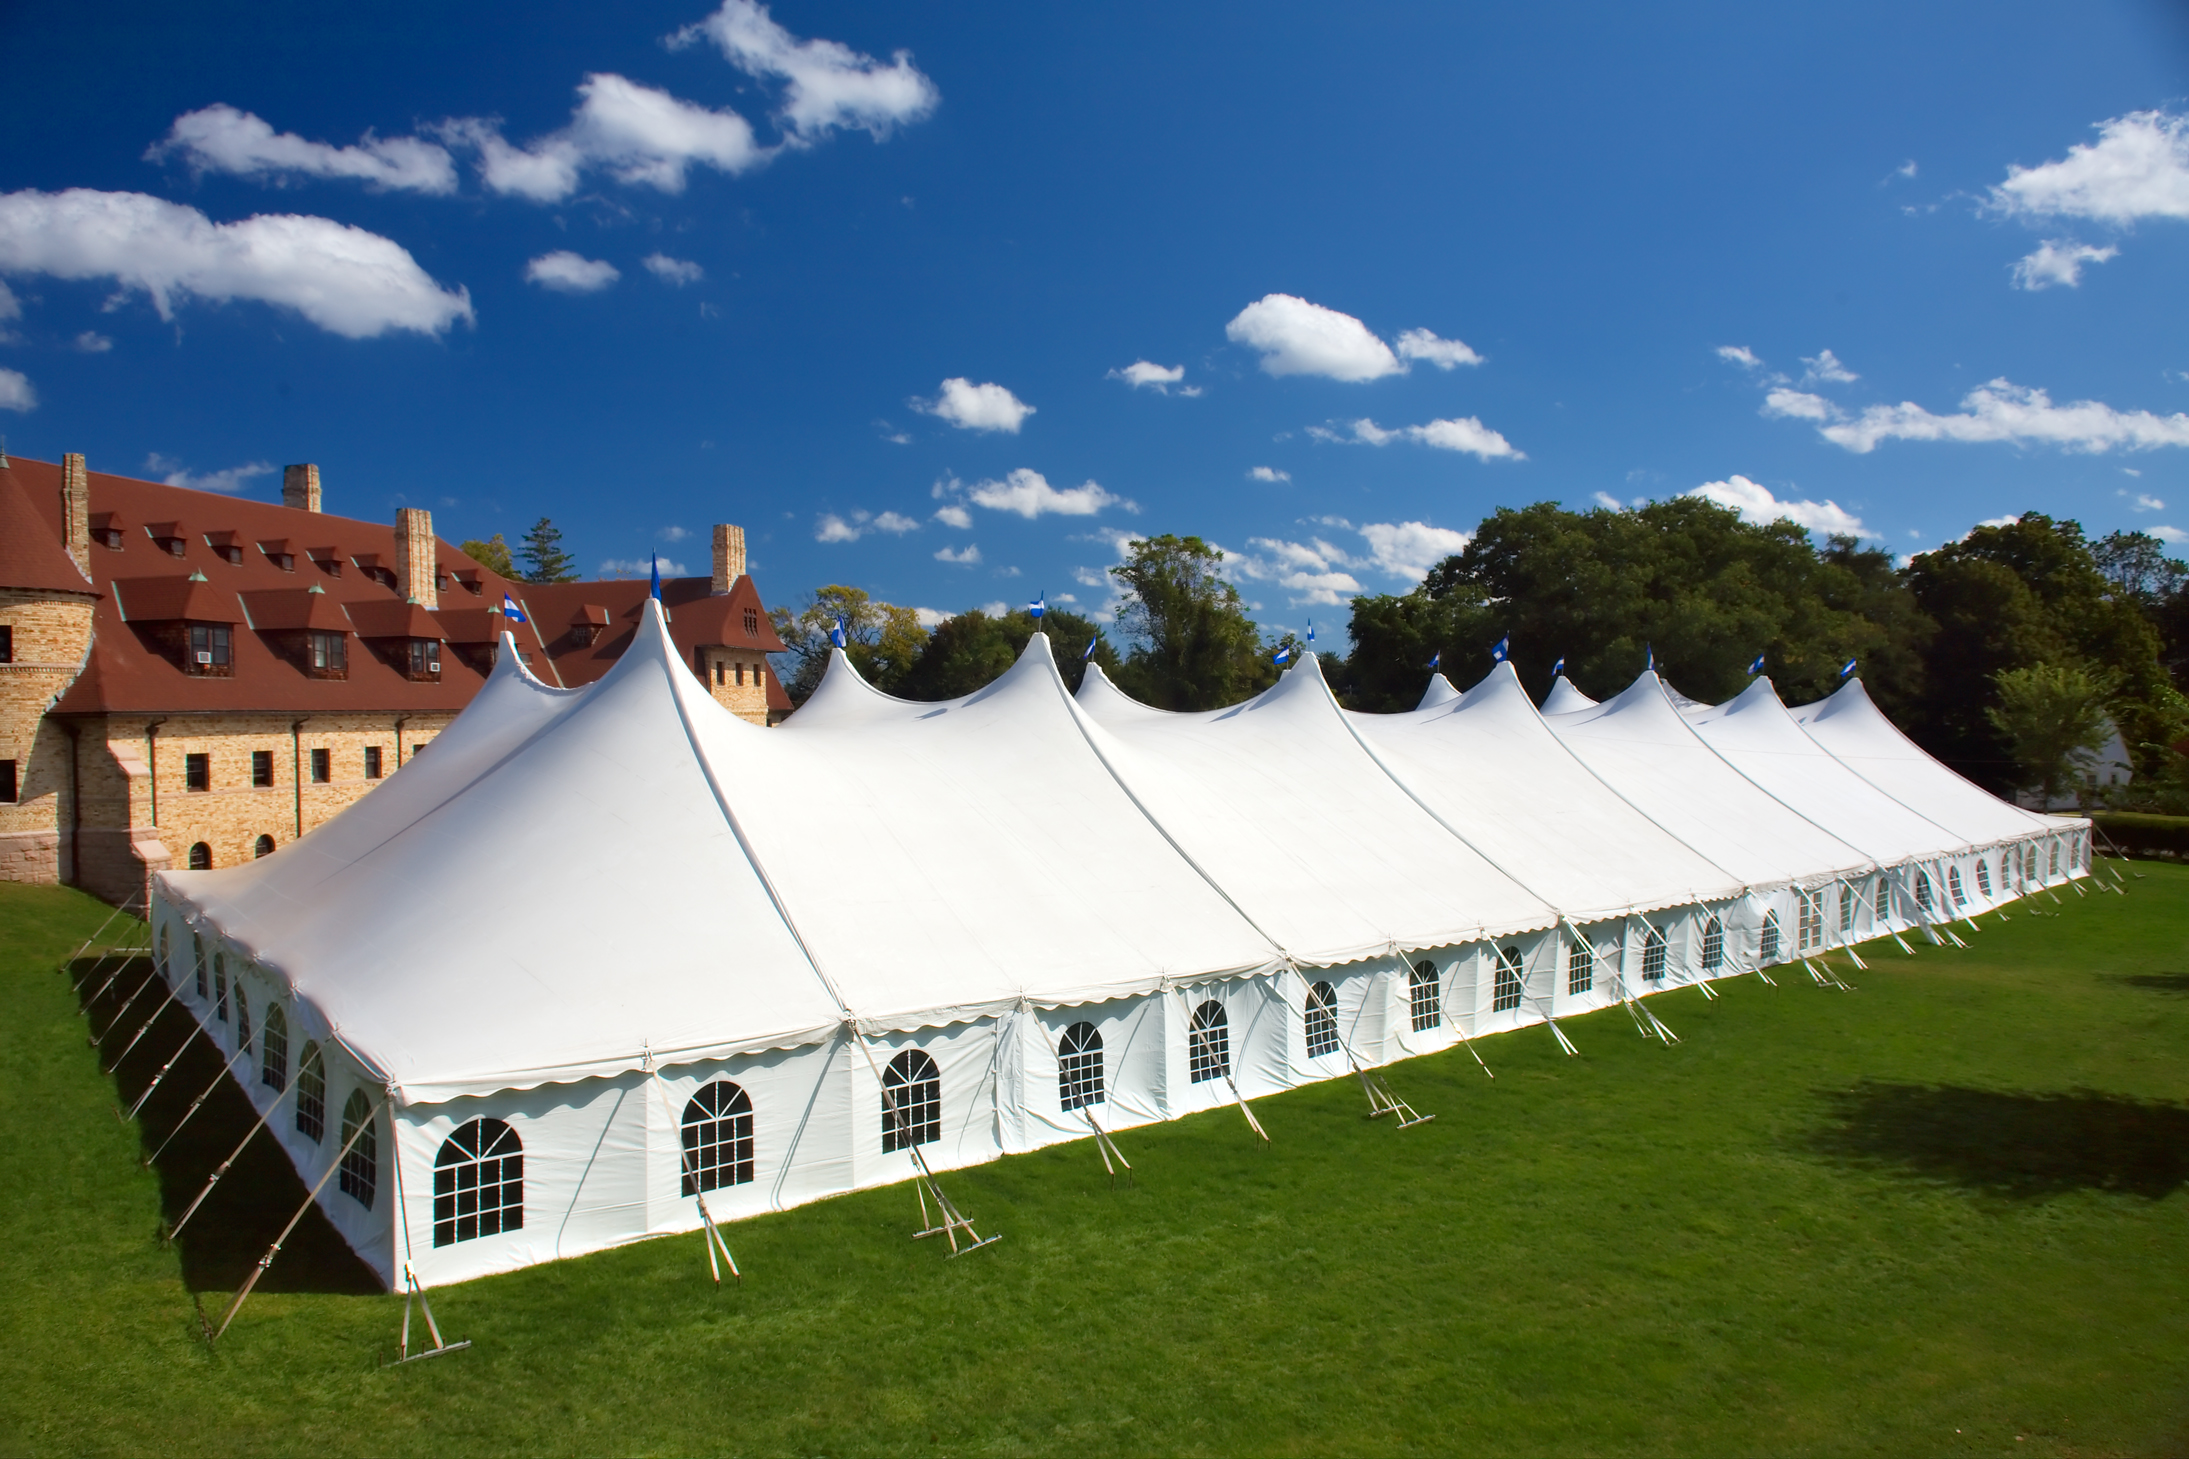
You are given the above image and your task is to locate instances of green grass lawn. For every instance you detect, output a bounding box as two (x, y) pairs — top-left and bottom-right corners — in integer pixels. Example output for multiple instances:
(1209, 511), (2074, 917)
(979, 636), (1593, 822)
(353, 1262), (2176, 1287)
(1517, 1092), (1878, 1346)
(5, 868), (2187, 1458)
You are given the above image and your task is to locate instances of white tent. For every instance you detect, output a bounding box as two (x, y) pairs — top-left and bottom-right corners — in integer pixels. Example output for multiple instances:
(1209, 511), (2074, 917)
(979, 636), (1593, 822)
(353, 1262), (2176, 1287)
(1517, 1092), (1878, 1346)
(145, 606), (2086, 1288)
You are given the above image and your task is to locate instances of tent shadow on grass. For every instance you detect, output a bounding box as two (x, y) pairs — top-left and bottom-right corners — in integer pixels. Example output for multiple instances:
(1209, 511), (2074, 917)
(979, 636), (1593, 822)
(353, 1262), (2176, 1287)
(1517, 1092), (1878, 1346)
(80, 958), (382, 1297)
(2106, 972), (2189, 997)
(1809, 1080), (2189, 1201)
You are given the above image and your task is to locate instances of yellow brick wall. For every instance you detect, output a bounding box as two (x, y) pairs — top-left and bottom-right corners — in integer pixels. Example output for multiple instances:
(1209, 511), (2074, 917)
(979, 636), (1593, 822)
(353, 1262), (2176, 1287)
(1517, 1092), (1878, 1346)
(694, 648), (772, 726)
(0, 591), (95, 882)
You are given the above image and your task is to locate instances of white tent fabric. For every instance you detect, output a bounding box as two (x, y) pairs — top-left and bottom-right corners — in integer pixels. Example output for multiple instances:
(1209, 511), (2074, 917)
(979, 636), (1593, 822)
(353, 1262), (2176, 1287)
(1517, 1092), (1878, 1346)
(141, 604), (2085, 1289)
(1540, 676), (1598, 713)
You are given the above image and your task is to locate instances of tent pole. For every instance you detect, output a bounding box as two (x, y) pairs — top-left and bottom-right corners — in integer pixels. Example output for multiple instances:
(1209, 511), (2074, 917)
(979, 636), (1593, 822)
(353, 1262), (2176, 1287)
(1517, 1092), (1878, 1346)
(167, 1073), (300, 1244)
(382, 1143), (468, 1364)
(89, 961), (164, 1046)
(1024, 1008), (1135, 1182)
(209, 1097), (384, 1344)
(121, 1020), (204, 1124)
(62, 899), (136, 984)
(1332, 973), (1432, 1130)
(644, 1064), (741, 1284)
(104, 976), (184, 1073)
(144, 1035), (260, 1169)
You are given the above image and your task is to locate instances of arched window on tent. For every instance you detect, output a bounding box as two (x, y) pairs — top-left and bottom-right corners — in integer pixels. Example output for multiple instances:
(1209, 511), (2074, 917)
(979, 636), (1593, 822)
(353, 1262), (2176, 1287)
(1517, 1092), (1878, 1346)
(339, 1090), (377, 1209)
(1976, 858), (1993, 898)
(2024, 845), (2037, 885)
(1408, 960), (1441, 1031)
(1948, 866), (1966, 908)
(187, 842), (211, 870)
(1567, 938), (1594, 996)
(2049, 838), (2060, 877)
(254, 834), (275, 859)
(1188, 1000), (1229, 1084)
(1876, 876), (1893, 920)
(1797, 890), (1825, 951)
(1915, 870), (1934, 913)
(1304, 983), (1338, 1059)
(1059, 1022), (1106, 1107)
(1840, 882), (1856, 935)
(260, 1004), (287, 1091)
(1493, 946), (1524, 1012)
(1641, 926), (1667, 982)
(193, 935), (206, 999)
(1701, 917), (1725, 973)
(235, 985), (252, 1056)
(213, 954), (228, 1022)
(881, 1049), (941, 1152)
(295, 1042), (325, 1143)
(1760, 911), (1781, 963)
(159, 926), (171, 985)
(681, 1081), (755, 1191)
(435, 1118), (523, 1247)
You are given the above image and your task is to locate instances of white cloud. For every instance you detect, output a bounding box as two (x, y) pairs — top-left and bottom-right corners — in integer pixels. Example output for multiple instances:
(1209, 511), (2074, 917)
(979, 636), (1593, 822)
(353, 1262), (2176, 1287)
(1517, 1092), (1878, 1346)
(1980, 515), (2022, 529)
(815, 508), (919, 543)
(1109, 360), (1182, 391)
(73, 331), (112, 353)
(977, 600), (1010, 616)
(914, 377), (1034, 433)
(935, 543), (981, 564)
(2134, 493), (2165, 511)
(643, 253), (704, 286)
(445, 73), (769, 202)
(143, 452), (273, 494)
(2011, 239), (2118, 290)
(1685, 474), (1869, 537)
(1249, 466), (1291, 483)
(871, 511), (919, 534)
(958, 467), (1134, 518)
(1991, 110), (2189, 224)
(1801, 349), (1859, 384)
(1393, 327), (1482, 369)
(598, 556), (689, 576)
(0, 189), (473, 338)
(0, 368), (36, 411)
(1894, 160), (1918, 180)
(147, 104), (458, 194)
(1318, 415), (1524, 461)
(1227, 294), (1401, 381)
(1802, 379), (2189, 455)
(2153, 525), (2189, 544)
(1358, 520), (1471, 580)
(1593, 490), (1625, 511)
(1761, 388), (1835, 422)
(932, 503), (972, 529)
(1073, 567), (1106, 588)
(658, 525), (690, 541)
(1716, 345), (1762, 368)
(912, 606), (949, 628)
(1229, 535), (1366, 606)
(525, 250), (619, 293)
(670, 0), (939, 142)
(0, 279), (19, 322)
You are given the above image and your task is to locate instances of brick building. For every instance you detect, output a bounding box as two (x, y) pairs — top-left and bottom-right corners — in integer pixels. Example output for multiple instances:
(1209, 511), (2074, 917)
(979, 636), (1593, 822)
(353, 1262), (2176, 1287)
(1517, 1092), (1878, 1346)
(0, 451), (785, 905)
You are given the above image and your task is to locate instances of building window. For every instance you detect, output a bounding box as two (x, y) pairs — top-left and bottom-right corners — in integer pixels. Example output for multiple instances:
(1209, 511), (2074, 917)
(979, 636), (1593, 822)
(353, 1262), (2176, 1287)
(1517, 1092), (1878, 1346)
(1409, 960), (1441, 1031)
(188, 841), (212, 870)
(310, 748), (331, 783)
(1797, 890), (1825, 951)
(1188, 1000), (1229, 1084)
(364, 746), (383, 779)
(260, 1005), (288, 1091)
(1641, 926), (1667, 982)
(681, 1082), (755, 1193)
(1976, 859), (1993, 898)
(1701, 917), (1725, 972)
(736, 662), (746, 686)
(713, 660), (725, 685)
(250, 749), (274, 787)
(308, 631), (346, 675)
(0, 624), (10, 662)
(1760, 911), (1781, 963)
(339, 1090), (377, 1209)
(1492, 946), (1524, 1012)
(1567, 938), (1594, 995)
(187, 623), (232, 673)
(1046, 1021), (1103, 1109)
(1840, 882), (1856, 934)
(407, 639), (441, 681)
(254, 834), (275, 858)
(0, 760), (15, 804)
(295, 1043), (325, 1143)
(1948, 866), (1966, 907)
(881, 1049), (941, 1152)
(743, 607), (759, 635)
(1915, 870), (1934, 912)
(185, 754), (211, 792)
(1304, 982), (1339, 1059)
(434, 1119), (524, 1247)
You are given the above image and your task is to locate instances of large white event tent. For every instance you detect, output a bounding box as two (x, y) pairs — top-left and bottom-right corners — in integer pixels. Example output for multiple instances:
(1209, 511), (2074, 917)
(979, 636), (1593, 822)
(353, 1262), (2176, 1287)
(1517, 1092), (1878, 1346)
(147, 602), (2088, 1288)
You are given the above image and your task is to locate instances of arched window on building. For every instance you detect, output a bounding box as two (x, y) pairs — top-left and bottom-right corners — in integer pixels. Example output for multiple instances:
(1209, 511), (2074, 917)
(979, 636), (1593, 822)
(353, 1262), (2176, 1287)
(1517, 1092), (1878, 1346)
(1059, 1022), (1106, 1107)
(434, 1119), (523, 1247)
(213, 954), (228, 1022)
(339, 1089), (377, 1209)
(1567, 938), (1594, 996)
(1641, 926), (1667, 982)
(295, 1042), (325, 1143)
(1915, 870), (1934, 913)
(1188, 1000), (1229, 1084)
(881, 1050), (941, 1152)
(187, 842), (212, 870)
(1408, 960), (1441, 1031)
(1760, 911), (1781, 963)
(1975, 858), (1993, 898)
(681, 1081), (755, 1192)
(1701, 917), (1725, 973)
(1948, 866), (1966, 908)
(260, 1004), (287, 1091)
(254, 834), (275, 859)
(1492, 946), (1524, 1012)
(1303, 983), (1338, 1059)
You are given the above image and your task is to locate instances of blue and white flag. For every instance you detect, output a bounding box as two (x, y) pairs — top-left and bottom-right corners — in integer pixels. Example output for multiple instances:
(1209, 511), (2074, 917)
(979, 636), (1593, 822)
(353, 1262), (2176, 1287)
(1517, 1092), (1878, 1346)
(1748, 653), (1767, 676)
(1083, 633), (1099, 661)
(830, 616), (848, 649)
(1645, 643), (1655, 671)
(500, 593), (526, 623)
(649, 552), (662, 602)
(1428, 648), (1441, 670)
(1273, 644), (1293, 667)
(1551, 656), (1565, 679)
(1029, 593), (1045, 620)
(1840, 657), (1858, 679)
(1491, 634), (1510, 663)
(1306, 622), (1316, 646)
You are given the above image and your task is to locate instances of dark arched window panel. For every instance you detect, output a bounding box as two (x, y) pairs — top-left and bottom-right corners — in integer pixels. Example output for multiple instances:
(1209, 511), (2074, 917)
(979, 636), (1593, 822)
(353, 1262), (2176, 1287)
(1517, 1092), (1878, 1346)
(260, 1004), (287, 1091)
(1188, 1000), (1229, 1084)
(1303, 983), (1338, 1059)
(295, 1042), (325, 1143)
(1059, 1022), (1105, 1109)
(1492, 946), (1524, 1012)
(1759, 911), (1781, 963)
(188, 842), (212, 870)
(681, 1080), (754, 1193)
(1701, 917), (1725, 972)
(1408, 960), (1441, 1031)
(339, 1089), (377, 1209)
(1641, 926), (1667, 982)
(881, 1049), (941, 1152)
(434, 1118), (523, 1246)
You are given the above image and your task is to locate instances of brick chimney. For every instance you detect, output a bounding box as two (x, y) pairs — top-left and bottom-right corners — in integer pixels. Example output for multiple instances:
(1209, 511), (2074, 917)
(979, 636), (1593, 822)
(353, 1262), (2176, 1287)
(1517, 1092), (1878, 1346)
(60, 452), (90, 577)
(712, 524), (746, 595)
(394, 507), (438, 609)
(282, 463), (322, 513)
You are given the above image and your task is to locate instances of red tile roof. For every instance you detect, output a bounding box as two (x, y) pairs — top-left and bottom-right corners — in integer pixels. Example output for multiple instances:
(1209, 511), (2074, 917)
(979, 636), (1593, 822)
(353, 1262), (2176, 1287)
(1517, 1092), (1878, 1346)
(0, 461), (95, 596)
(520, 574), (785, 687)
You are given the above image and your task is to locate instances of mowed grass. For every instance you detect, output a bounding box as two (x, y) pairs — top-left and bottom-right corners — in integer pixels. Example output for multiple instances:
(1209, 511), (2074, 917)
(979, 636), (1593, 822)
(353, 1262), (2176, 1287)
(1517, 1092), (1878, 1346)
(5, 869), (2188, 1458)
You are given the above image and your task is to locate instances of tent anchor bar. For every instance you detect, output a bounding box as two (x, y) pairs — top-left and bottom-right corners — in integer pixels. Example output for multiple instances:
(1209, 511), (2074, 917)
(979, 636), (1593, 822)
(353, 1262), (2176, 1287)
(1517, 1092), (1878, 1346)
(1081, 1109), (1132, 1187)
(383, 1262), (469, 1366)
(120, 1022), (203, 1124)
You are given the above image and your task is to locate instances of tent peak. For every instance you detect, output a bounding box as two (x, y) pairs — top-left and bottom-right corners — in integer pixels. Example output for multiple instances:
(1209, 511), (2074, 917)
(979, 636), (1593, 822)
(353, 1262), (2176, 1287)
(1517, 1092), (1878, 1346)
(1416, 674), (1461, 711)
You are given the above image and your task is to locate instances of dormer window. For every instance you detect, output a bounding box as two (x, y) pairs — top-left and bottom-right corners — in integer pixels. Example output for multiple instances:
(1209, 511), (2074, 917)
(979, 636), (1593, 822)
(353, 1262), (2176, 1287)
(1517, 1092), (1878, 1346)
(308, 631), (347, 678)
(743, 607), (759, 635)
(147, 524), (187, 558)
(188, 623), (233, 675)
(352, 555), (397, 590)
(258, 540), (295, 572)
(406, 639), (442, 682)
(310, 552), (342, 578)
(90, 513), (125, 550)
(205, 532), (244, 565)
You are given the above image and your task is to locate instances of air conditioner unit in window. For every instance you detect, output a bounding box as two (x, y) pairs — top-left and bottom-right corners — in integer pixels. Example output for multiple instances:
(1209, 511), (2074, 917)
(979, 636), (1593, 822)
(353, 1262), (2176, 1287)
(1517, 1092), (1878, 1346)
(194, 651), (212, 665)
(428, 660), (440, 673)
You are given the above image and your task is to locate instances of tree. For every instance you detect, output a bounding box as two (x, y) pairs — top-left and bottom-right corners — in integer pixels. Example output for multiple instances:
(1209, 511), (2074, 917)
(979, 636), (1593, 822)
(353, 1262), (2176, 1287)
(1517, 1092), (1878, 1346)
(459, 533), (515, 578)
(519, 517), (579, 583)
(1108, 535), (1277, 710)
(768, 585), (928, 704)
(1986, 663), (2116, 807)
(2093, 530), (2189, 606)
(894, 606), (1121, 701)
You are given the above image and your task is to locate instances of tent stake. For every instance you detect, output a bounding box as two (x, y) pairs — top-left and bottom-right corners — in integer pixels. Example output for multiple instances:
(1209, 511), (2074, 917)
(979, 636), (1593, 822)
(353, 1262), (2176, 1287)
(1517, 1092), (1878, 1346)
(209, 1097), (384, 1344)
(383, 1262), (469, 1366)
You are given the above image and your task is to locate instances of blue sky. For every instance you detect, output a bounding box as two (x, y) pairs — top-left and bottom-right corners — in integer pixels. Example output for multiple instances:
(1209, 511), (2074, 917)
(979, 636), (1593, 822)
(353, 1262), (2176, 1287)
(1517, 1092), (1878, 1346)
(4, 1), (2188, 638)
